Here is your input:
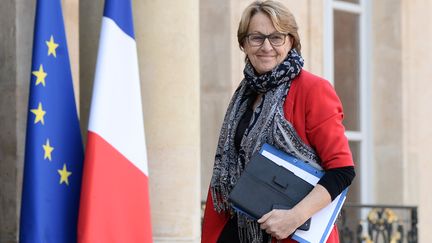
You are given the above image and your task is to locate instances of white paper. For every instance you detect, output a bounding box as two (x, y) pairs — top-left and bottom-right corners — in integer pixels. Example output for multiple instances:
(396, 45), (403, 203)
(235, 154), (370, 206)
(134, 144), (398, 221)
(261, 151), (320, 185)
(293, 193), (346, 243)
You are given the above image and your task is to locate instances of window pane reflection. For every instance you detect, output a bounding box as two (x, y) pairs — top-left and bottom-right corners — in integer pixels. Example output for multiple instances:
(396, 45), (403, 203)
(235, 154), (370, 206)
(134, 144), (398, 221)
(346, 141), (360, 203)
(339, 0), (359, 3)
(333, 10), (360, 131)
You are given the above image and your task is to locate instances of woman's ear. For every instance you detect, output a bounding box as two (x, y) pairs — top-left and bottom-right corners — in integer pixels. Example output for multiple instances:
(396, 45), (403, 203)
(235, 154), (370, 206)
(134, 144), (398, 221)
(239, 44), (245, 52)
(288, 35), (295, 49)
(244, 55), (249, 63)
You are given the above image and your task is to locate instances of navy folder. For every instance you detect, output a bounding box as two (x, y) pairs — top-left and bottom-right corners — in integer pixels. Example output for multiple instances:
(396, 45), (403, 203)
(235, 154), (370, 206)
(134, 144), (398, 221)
(228, 148), (314, 231)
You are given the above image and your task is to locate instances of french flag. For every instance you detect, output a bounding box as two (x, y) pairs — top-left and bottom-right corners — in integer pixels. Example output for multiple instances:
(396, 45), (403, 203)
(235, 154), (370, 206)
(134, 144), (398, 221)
(78, 0), (152, 242)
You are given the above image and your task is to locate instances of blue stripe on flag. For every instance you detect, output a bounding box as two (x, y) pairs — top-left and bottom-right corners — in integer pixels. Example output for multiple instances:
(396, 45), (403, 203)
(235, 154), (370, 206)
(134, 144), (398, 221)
(103, 0), (135, 38)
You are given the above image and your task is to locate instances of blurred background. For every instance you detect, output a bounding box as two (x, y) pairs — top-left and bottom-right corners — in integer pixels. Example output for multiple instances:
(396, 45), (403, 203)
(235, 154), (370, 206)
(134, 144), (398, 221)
(1, 0), (432, 242)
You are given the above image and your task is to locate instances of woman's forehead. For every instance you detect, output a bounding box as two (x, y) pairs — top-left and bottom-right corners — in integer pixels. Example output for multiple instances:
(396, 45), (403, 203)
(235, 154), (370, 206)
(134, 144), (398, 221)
(248, 12), (276, 33)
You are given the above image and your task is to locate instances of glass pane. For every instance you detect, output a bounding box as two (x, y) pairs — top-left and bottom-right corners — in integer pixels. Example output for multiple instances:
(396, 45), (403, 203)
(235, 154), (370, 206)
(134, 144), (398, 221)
(346, 141), (360, 203)
(333, 10), (360, 131)
(343, 141), (361, 233)
(339, 0), (360, 3)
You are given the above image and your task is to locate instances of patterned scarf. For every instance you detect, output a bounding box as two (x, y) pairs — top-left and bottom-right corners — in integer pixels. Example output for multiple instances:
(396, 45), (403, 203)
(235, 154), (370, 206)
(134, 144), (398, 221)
(210, 49), (323, 242)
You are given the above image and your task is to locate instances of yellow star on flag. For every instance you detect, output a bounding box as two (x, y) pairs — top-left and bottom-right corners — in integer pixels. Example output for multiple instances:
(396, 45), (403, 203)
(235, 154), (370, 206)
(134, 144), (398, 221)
(58, 163), (72, 185)
(30, 102), (46, 125)
(46, 35), (59, 57)
(42, 139), (54, 161)
(32, 64), (47, 86)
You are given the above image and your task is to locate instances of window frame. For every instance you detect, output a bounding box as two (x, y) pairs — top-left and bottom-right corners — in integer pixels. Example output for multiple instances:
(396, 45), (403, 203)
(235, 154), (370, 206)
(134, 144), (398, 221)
(323, 0), (373, 203)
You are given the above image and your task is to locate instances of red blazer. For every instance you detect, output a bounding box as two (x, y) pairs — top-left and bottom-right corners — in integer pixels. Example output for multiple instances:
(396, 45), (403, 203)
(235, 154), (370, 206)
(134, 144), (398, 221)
(202, 69), (354, 243)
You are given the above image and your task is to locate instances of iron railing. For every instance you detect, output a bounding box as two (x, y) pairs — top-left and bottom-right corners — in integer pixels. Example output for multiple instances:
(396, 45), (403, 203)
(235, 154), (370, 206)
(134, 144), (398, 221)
(337, 204), (418, 243)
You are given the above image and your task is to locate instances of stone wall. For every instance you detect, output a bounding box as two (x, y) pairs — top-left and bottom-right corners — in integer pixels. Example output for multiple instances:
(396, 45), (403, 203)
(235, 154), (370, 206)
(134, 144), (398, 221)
(372, 0), (432, 241)
(401, 0), (432, 241)
(0, 0), (19, 241)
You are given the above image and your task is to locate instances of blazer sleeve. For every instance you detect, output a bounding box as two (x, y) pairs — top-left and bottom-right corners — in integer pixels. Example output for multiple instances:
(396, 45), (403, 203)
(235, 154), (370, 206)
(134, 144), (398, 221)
(304, 80), (354, 170)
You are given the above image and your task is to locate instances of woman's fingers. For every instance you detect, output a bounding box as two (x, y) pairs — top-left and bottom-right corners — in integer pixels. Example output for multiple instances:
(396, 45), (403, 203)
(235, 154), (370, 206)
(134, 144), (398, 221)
(257, 209), (273, 224)
(258, 209), (297, 240)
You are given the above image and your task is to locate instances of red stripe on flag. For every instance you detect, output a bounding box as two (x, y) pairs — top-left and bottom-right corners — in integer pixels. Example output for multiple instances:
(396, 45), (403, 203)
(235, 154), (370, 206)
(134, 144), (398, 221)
(78, 131), (152, 243)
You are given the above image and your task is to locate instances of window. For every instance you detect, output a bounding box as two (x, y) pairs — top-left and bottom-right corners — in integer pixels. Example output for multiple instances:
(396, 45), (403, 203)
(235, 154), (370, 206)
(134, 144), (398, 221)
(324, 0), (371, 203)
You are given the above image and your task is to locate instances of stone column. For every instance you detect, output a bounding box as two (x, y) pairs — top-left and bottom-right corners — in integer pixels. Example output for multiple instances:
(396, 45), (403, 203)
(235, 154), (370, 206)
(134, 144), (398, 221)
(372, 0), (404, 203)
(1, 0), (35, 242)
(401, 0), (432, 241)
(0, 1), (20, 242)
(199, 0), (233, 201)
(373, 0), (432, 241)
(134, 1), (201, 242)
(79, 0), (103, 137)
(62, 0), (80, 108)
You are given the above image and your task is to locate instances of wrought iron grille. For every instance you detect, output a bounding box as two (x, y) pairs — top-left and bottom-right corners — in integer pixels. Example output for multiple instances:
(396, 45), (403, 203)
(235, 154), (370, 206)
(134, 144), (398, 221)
(337, 204), (418, 243)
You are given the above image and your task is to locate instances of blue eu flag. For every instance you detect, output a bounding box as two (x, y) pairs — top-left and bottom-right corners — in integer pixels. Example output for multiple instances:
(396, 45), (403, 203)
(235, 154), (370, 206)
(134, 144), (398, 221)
(20, 0), (83, 242)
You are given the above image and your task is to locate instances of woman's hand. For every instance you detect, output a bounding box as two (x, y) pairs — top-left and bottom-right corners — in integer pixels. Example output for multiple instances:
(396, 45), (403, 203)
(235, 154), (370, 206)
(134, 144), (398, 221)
(257, 184), (332, 240)
(257, 209), (304, 240)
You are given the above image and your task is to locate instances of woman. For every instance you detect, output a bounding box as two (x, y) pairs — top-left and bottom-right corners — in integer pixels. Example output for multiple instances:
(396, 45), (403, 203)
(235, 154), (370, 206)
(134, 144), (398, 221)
(202, 1), (355, 242)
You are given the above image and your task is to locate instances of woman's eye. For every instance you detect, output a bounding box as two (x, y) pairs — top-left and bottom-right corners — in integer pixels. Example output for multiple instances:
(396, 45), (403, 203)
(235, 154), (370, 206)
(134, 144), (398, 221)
(251, 36), (264, 41)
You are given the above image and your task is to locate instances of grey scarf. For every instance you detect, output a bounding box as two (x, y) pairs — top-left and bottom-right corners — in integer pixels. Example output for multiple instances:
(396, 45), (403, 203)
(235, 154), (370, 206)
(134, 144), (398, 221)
(210, 50), (322, 242)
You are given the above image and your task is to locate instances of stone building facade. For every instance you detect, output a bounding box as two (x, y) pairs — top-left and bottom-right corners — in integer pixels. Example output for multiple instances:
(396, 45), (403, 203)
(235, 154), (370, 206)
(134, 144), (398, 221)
(1, 0), (432, 242)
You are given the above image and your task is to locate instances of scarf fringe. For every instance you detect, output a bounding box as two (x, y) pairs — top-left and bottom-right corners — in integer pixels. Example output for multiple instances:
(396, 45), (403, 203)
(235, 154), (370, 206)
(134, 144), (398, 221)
(237, 212), (263, 243)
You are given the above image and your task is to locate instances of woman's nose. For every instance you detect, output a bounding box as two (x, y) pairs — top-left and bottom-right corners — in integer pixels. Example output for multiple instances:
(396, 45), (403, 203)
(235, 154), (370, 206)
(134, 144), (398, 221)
(260, 38), (273, 51)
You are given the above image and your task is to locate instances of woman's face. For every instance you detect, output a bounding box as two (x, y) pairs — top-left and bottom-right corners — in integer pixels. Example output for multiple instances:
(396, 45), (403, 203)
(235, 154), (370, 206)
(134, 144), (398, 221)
(243, 12), (293, 74)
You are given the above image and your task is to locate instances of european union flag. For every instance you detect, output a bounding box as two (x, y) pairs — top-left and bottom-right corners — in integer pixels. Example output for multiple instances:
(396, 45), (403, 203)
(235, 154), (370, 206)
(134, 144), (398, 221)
(20, 0), (83, 242)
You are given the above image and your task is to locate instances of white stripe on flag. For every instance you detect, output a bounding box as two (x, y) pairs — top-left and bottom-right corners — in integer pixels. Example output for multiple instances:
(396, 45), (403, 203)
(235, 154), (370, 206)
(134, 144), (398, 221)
(88, 17), (148, 176)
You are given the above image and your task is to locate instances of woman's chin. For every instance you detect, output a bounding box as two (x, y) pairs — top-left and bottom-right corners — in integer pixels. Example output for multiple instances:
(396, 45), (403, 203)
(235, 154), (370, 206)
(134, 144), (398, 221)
(255, 65), (277, 74)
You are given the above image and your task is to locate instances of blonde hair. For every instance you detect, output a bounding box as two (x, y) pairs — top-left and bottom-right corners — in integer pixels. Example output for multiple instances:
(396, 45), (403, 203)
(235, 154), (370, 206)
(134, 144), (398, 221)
(237, 0), (301, 54)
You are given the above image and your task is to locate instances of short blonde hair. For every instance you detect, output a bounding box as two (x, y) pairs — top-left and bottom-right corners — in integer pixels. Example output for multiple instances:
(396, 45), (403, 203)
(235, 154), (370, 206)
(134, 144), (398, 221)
(237, 0), (301, 54)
